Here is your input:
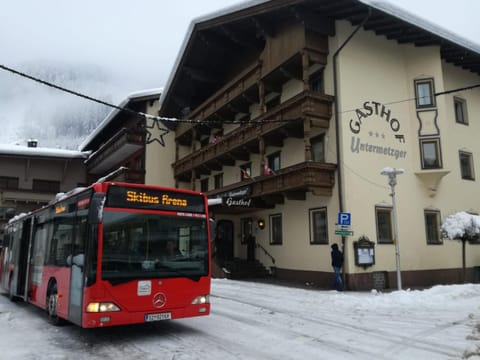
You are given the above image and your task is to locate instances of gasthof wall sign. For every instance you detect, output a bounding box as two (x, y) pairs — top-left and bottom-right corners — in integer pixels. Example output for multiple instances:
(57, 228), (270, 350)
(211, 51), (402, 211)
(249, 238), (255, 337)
(349, 101), (407, 160)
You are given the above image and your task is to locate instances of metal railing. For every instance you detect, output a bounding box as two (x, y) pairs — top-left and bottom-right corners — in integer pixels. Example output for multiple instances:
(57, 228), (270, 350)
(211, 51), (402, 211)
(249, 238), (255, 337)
(256, 243), (275, 265)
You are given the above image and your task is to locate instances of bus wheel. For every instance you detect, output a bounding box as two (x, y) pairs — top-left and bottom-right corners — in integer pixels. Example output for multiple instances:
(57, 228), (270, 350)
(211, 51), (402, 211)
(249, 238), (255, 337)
(47, 283), (65, 326)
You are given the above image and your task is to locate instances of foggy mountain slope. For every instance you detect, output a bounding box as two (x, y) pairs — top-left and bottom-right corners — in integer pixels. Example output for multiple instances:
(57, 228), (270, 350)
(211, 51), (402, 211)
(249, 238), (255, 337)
(0, 61), (134, 149)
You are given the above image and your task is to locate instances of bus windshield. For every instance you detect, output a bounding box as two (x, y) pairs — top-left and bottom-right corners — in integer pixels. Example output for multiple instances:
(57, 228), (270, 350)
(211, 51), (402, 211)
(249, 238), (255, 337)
(102, 211), (209, 283)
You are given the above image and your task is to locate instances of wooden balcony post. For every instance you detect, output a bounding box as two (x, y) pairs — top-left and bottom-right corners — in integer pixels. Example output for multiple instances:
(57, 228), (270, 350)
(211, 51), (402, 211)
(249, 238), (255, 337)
(259, 136), (265, 175)
(302, 51), (310, 91)
(191, 128), (197, 153)
(258, 80), (266, 114)
(191, 169), (197, 191)
(304, 118), (312, 161)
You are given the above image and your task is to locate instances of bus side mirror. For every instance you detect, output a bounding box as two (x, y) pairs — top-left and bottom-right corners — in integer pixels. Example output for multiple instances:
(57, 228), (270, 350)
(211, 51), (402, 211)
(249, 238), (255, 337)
(88, 192), (106, 225)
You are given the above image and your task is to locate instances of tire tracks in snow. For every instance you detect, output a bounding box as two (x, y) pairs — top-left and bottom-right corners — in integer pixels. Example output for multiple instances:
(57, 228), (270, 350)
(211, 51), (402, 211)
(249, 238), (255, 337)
(212, 291), (466, 358)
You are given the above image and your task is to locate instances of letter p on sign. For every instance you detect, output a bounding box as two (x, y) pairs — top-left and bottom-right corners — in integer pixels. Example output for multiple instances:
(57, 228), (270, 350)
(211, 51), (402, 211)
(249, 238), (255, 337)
(338, 212), (351, 226)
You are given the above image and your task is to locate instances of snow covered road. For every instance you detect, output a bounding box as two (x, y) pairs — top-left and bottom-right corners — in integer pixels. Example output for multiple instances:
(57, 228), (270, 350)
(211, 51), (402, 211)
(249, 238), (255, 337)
(1, 279), (479, 359)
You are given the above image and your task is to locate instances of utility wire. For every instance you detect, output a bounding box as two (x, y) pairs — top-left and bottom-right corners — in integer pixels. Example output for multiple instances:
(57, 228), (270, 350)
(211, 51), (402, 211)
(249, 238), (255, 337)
(1, 63), (479, 122)
(0, 64), (300, 125)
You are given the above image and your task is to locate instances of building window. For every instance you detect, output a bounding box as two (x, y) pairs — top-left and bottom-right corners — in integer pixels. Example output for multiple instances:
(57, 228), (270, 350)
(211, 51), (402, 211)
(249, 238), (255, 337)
(309, 207), (328, 244)
(0, 176), (19, 190)
(420, 138), (442, 169)
(424, 210), (442, 244)
(459, 151), (475, 180)
(265, 93), (280, 111)
(414, 78), (435, 108)
(267, 152), (281, 172)
(200, 178), (209, 192)
(311, 135), (325, 162)
(214, 173), (223, 190)
(375, 207), (393, 244)
(309, 71), (324, 93)
(454, 97), (468, 125)
(32, 179), (60, 193)
(240, 163), (252, 181)
(270, 214), (283, 245)
(240, 217), (252, 244)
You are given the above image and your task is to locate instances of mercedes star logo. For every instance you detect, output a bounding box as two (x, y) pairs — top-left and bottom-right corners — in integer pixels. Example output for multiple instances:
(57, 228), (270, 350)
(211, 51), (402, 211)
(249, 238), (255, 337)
(152, 292), (167, 308)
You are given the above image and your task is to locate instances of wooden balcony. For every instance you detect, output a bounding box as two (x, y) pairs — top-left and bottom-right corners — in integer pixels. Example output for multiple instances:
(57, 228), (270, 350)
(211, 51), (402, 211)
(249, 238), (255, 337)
(85, 128), (144, 175)
(175, 62), (262, 145)
(174, 90), (333, 181)
(207, 161), (337, 211)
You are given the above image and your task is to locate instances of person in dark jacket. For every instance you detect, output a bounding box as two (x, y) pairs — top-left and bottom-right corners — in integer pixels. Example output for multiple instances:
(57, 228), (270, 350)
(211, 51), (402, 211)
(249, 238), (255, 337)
(331, 243), (344, 291)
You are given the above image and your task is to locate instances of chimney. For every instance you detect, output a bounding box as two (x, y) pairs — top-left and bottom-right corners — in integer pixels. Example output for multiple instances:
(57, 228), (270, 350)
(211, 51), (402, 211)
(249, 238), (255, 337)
(27, 139), (38, 148)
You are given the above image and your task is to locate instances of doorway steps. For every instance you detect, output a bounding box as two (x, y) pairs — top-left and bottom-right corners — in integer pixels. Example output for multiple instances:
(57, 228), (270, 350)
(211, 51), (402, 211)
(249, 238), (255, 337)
(220, 258), (271, 279)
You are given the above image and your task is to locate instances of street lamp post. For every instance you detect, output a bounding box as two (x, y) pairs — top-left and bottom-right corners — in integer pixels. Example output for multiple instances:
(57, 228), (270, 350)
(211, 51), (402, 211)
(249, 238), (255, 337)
(380, 167), (404, 291)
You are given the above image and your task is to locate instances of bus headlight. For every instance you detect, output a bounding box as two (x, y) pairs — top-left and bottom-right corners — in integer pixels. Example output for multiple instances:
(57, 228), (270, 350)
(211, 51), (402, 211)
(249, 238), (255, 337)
(191, 295), (210, 305)
(86, 302), (121, 313)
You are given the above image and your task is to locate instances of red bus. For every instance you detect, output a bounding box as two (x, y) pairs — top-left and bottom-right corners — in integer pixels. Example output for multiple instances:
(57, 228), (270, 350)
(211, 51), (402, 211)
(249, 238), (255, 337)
(0, 182), (211, 328)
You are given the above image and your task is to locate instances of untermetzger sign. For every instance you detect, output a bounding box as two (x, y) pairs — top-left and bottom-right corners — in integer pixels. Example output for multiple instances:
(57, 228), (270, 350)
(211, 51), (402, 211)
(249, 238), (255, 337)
(349, 101), (407, 160)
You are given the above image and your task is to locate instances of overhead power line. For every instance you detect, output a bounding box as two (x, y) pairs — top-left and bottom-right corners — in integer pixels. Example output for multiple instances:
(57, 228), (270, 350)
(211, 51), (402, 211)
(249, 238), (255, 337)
(0, 64), (301, 125)
(1, 63), (479, 124)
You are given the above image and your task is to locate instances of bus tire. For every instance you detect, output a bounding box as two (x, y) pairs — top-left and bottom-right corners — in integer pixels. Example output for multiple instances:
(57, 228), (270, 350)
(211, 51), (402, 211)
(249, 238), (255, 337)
(47, 283), (65, 326)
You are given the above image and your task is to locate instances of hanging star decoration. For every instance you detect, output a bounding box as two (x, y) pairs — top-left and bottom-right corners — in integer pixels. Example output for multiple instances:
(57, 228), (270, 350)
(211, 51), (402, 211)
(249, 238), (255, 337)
(145, 118), (170, 146)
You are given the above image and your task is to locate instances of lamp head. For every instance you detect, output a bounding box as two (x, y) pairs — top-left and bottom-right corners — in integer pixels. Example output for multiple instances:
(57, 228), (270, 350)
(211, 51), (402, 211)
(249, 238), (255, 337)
(381, 167), (404, 176)
(257, 219), (265, 230)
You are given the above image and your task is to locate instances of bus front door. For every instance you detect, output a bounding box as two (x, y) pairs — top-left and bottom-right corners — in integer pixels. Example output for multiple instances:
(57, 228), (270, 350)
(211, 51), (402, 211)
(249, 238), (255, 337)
(68, 254), (84, 326)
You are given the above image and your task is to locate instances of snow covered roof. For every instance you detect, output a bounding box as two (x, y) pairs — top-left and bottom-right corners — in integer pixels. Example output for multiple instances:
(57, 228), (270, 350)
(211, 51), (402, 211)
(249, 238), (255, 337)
(79, 88), (162, 151)
(160, 0), (480, 108)
(0, 144), (89, 159)
(361, 0), (480, 54)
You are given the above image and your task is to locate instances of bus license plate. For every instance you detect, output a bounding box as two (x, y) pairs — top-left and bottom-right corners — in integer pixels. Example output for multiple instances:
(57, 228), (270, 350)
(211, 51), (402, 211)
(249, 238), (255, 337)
(145, 312), (172, 322)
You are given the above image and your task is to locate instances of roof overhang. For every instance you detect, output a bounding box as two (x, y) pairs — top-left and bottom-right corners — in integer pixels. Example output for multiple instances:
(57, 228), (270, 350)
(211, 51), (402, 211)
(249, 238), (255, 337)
(159, 0), (480, 119)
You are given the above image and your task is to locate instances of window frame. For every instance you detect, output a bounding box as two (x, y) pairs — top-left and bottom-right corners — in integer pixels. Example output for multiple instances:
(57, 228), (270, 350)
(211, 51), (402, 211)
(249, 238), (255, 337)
(375, 206), (393, 244)
(200, 178), (209, 192)
(311, 135), (325, 162)
(32, 179), (60, 193)
(269, 213), (283, 245)
(309, 70), (324, 93)
(459, 151), (475, 180)
(420, 138), (442, 169)
(414, 78), (436, 108)
(214, 173), (223, 190)
(424, 209), (442, 245)
(454, 97), (468, 125)
(309, 207), (328, 244)
(267, 152), (281, 172)
(0, 176), (19, 190)
(240, 163), (252, 181)
(240, 217), (253, 245)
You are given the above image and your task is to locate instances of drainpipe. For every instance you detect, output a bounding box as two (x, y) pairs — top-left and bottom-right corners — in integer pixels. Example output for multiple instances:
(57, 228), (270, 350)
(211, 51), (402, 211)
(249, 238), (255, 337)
(332, 7), (371, 289)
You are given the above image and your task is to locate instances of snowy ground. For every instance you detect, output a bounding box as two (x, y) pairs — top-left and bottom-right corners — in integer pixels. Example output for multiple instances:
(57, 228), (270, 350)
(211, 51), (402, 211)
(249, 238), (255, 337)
(1, 279), (480, 359)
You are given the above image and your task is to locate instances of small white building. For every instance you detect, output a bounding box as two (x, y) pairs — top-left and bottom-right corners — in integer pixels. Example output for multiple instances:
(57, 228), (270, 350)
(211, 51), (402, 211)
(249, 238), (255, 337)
(0, 141), (88, 235)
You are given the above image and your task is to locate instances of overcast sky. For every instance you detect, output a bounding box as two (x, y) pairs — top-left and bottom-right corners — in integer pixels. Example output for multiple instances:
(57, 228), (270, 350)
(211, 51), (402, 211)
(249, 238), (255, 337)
(1, 0), (479, 147)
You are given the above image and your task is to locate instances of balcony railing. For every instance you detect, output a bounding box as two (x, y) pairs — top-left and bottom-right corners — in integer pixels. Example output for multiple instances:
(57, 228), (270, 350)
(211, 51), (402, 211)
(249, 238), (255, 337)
(175, 61), (262, 144)
(206, 161), (337, 205)
(173, 90), (333, 180)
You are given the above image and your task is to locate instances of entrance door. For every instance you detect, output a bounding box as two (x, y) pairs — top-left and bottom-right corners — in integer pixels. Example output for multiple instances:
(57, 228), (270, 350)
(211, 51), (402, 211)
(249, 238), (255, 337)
(68, 212), (88, 326)
(215, 220), (234, 265)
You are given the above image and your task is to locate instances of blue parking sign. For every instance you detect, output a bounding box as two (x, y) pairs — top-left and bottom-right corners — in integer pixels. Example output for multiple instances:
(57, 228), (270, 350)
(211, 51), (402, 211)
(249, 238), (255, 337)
(338, 212), (351, 226)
